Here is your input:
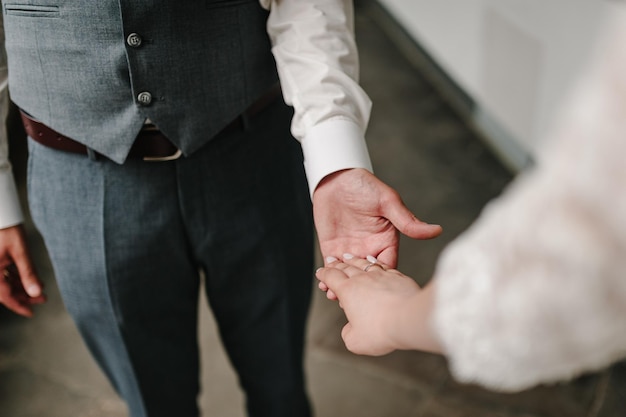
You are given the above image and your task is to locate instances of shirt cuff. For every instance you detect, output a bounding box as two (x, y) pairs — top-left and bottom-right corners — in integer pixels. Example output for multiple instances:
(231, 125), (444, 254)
(0, 169), (24, 229)
(301, 118), (373, 197)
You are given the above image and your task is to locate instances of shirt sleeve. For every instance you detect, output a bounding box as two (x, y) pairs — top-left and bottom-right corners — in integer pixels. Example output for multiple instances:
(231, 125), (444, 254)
(0, 17), (25, 229)
(430, 10), (626, 392)
(261, 0), (373, 195)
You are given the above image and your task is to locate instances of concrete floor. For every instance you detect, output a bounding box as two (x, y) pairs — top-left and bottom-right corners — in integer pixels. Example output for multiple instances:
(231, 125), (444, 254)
(1, 2), (625, 416)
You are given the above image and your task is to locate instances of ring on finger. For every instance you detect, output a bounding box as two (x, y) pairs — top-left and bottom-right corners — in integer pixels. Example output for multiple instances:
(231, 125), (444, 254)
(363, 262), (384, 272)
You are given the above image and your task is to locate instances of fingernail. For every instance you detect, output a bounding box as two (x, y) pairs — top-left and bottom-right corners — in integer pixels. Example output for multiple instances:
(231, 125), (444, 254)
(342, 253), (354, 260)
(325, 256), (338, 264)
(26, 285), (40, 297)
(315, 267), (323, 274)
(366, 255), (378, 263)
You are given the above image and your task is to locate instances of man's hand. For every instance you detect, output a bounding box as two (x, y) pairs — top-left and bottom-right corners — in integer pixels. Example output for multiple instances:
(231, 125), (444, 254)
(0, 225), (45, 317)
(312, 168), (442, 267)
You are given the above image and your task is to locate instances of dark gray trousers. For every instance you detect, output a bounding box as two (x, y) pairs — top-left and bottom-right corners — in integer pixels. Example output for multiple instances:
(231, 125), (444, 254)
(27, 99), (314, 417)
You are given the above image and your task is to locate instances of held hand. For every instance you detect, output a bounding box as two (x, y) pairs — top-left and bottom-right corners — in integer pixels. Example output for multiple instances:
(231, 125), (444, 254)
(312, 169), (442, 268)
(315, 255), (423, 356)
(0, 225), (45, 317)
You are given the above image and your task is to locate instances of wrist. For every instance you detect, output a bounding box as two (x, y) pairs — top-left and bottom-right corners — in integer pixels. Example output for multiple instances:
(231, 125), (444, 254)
(392, 282), (442, 354)
(301, 119), (373, 197)
(315, 167), (368, 192)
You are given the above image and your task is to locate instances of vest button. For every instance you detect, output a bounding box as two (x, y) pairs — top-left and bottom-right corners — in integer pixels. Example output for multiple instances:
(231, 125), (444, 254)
(137, 91), (153, 106)
(126, 33), (143, 48)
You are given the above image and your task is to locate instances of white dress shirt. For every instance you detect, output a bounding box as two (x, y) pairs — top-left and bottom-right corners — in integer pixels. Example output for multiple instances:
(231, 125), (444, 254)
(0, 0), (373, 229)
(0, 20), (22, 229)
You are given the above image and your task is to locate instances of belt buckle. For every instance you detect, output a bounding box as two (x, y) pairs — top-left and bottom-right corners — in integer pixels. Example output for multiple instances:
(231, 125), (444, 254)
(143, 149), (183, 162)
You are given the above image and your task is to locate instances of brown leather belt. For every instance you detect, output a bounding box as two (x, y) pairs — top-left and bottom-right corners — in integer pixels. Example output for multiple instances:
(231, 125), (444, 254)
(20, 84), (282, 161)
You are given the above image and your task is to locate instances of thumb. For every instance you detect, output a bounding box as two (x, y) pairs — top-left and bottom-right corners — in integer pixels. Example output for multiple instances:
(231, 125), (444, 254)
(341, 322), (371, 356)
(341, 322), (356, 353)
(383, 197), (442, 240)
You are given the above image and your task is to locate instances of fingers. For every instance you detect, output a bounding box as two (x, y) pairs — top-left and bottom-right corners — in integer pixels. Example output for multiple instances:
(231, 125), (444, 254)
(317, 255), (377, 300)
(0, 225), (45, 316)
(317, 253), (398, 295)
(5, 228), (43, 298)
(317, 253), (405, 304)
(339, 254), (379, 272)
(319, 256), (338, 299)
(337, 253), (398, 276)
(0, 265), (44, 317)
(13, 253), (42, 298)
(0, 282), (33, 317)
(315, 260), (350, 297)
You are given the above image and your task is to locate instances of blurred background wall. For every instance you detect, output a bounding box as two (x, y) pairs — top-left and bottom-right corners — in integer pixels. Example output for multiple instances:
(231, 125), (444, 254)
(372, 0), (616, 171)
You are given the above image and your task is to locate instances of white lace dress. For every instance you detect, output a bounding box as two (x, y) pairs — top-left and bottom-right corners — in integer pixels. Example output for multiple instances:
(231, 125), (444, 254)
(431, 10), (626, 391)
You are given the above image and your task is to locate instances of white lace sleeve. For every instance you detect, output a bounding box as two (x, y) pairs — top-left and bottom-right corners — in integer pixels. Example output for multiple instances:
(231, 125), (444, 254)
(431, 10), (626, 392)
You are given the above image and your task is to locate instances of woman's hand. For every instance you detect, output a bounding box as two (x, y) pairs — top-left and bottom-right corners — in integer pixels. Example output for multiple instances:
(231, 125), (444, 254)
(316, 254), (440, 356)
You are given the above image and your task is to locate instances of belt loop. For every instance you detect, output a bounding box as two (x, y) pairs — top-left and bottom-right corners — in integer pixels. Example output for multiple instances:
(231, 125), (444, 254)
(86, 147), (99, 161)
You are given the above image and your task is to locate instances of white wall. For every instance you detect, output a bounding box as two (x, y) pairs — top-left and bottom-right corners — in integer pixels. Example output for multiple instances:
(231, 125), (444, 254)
(375, 0), (615, 170)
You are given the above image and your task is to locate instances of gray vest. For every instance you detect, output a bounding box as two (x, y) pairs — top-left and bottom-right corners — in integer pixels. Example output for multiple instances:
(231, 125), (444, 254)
(2, 0), (278, 163)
